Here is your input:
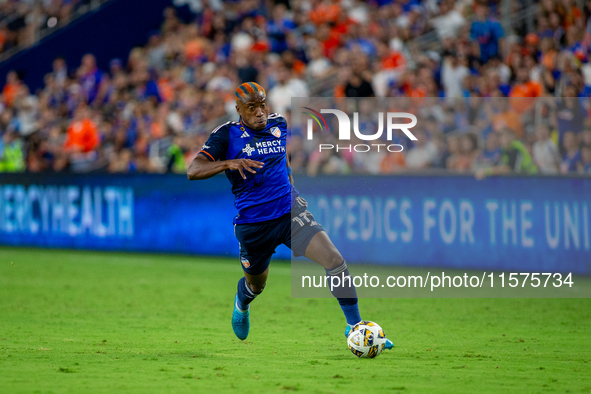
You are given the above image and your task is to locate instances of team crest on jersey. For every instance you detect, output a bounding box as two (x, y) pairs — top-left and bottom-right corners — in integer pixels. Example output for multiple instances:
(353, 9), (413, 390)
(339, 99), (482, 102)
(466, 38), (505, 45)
(270, 127), (281, 138)
(240, 257), (250, 268)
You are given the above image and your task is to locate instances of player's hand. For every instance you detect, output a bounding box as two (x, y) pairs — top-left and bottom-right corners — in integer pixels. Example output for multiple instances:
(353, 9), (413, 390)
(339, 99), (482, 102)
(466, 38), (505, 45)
(227, 159), (265, 179)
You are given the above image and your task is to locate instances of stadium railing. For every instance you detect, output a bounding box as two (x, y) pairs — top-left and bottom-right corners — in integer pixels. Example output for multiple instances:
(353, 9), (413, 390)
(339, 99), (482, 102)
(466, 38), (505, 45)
(0, 0), (112, 64)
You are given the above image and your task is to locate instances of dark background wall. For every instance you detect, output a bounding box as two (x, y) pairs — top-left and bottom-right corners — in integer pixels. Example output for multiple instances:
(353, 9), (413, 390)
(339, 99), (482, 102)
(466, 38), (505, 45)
(0, 0), (188, 92)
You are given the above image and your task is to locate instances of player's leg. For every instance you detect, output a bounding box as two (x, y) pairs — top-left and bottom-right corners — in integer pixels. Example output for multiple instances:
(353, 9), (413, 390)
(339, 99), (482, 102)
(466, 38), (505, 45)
(303, 231), (344, 269)
(232, 221), (276, 340)
(304, 231), (361, 327)
(290, 197), (393, 349)
(232, 255), (271, 340)
(304, 230), (393, 348)
(232, 269), (268, 340)
(236, 267), (269, 312)
(289, 197), (361, 327)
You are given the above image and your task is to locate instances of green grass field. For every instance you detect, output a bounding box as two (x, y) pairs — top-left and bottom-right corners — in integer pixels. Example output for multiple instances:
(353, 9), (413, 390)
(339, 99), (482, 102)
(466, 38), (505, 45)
(1, 247), (590, 393)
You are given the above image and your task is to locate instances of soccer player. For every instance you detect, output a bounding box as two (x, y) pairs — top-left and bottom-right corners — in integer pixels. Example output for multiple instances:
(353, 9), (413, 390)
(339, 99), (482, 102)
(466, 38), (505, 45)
(187, 82), (393, 349)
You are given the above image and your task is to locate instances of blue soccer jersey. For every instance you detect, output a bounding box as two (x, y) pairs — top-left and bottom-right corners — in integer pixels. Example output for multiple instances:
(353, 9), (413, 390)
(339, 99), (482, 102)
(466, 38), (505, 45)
(198, 113), (297, 224)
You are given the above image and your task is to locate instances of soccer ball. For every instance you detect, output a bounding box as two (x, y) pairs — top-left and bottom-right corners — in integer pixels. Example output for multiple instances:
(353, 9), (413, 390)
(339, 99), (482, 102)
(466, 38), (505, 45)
(347, 321), (387, 358)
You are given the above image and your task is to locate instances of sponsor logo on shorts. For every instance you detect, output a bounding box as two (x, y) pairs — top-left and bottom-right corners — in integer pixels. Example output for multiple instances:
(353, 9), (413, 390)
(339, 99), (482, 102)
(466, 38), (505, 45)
(241, 257), (250, 268)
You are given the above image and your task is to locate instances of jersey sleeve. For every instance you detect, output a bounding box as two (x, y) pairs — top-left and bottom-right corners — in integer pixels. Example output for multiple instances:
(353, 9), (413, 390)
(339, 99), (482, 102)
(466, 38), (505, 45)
(198, 124), (230, 161)
(268, 112), (288, 131)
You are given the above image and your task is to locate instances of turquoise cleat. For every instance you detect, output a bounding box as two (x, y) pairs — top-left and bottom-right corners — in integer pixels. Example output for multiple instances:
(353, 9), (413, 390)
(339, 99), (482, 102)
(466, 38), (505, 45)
(384, 339), (394, 349)
(345, 324), (353, 337)
(345, 324), (393, 350)
(232, 295), (250, 340)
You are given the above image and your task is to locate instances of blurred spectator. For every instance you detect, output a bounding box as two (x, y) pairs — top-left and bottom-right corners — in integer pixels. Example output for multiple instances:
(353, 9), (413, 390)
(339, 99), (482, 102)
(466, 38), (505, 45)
(108, 148), (135, 173)
(64, 104), (99, 154)
(52, 57), (68, 88)
(492, 98), (524, 137)
(0, 131), (25, 172)
(344, 72), (375, 97)
(268, 63), (308, 114)
(449, 133), (479, 172)
(306, 44), (333, 79)
(470, 5), (505, 63)
(267, 4), (296, 53)
(431, 133), (450, 169)
(532, 124), (561, 174)
(475, 128), (537, 179)
(445, 134), (461, 168)
(77, 54), (105, 104)
(580, 145), (591, 174)
(560, 130), (582, 173)
(555, 86), (585, 147)
(508, 68), (542, 115)
(307, 149), (349, 176)
(441, 53), (469, 99)
(474, 131), (501, 170)
(146, 32), (167, 71)
(288, 135), (307, 174)
(430, 0), (466, 40)
(11, 84), (39, 139)
(405, 130), (437, 169)
(236, 53), (259, 83)
(581, 129), (591, 147)
(166, 135), (187, 173)
(2, 70), (21, 107)
(353, 147), (384, 175)
(380, 150), (406, 174)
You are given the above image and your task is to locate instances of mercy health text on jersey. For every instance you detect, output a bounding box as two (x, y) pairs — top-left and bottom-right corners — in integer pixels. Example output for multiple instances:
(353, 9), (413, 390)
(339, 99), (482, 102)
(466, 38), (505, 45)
(199, 113), (295, 225)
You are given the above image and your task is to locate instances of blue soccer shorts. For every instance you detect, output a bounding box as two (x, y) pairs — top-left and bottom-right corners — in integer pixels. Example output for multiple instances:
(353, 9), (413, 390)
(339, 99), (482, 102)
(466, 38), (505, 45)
(234, 196), (324, 275)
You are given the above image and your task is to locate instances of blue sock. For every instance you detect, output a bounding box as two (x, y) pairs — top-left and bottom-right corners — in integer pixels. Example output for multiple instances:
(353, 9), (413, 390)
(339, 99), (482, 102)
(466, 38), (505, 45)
(340, 301), (362, 326)
(236, 276), (258, 312)
(325, 261), (361, 326)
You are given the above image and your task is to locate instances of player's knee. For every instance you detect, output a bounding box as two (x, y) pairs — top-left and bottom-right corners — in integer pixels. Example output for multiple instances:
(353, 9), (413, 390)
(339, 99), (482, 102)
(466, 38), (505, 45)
(326, 252), (344, 270)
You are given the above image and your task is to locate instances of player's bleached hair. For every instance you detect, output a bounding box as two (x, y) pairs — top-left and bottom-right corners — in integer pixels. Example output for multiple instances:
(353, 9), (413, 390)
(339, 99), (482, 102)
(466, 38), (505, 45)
(235, 82), (266, 102)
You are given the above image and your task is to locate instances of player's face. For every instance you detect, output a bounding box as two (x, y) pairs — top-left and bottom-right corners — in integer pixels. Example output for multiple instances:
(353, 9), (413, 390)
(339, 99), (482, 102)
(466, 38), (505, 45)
(236, 93), (269, 131)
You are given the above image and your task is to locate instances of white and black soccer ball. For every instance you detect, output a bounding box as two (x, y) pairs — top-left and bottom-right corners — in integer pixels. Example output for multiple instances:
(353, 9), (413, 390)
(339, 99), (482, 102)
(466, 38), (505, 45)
(347, 321), (387, 358)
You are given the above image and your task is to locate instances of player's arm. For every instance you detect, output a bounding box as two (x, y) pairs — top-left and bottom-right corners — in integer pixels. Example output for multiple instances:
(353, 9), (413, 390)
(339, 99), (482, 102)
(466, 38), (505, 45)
(188, 125), (264, 181)
(187, 154), (264, 181)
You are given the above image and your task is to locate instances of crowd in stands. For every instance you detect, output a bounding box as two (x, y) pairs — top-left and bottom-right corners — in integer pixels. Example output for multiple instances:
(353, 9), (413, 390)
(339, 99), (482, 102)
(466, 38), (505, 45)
(0, 0), (101, 57)
(0, 0), (591, 176)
